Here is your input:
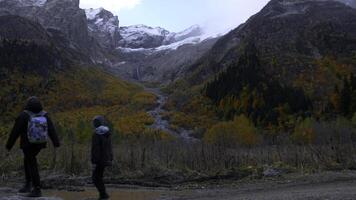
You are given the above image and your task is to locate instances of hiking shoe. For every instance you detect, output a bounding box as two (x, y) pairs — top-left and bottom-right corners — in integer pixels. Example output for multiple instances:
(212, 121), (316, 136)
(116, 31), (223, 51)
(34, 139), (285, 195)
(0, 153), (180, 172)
(99, 193), (110, 200)
(26, 187), (42, 198)
(18, 183), (31, 193)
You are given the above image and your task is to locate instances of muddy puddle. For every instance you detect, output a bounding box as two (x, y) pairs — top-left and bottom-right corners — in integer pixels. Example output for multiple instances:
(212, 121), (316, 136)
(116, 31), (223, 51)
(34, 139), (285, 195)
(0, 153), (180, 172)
(46, 188), (162, 200)
(0, 187), (168, 200)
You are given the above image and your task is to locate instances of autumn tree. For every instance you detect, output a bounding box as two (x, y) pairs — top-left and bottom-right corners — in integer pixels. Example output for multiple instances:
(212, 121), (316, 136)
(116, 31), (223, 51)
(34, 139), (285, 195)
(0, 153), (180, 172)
(291, 118), (315, 144)
(204, 115), (259, 147)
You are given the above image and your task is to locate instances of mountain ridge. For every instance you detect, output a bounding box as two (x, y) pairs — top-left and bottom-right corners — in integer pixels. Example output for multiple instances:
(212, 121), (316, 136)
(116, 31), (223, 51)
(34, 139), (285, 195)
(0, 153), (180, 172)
(185, 0), (356, 85)
(166, 0), (356, 130)
(85, 7), (121, 49)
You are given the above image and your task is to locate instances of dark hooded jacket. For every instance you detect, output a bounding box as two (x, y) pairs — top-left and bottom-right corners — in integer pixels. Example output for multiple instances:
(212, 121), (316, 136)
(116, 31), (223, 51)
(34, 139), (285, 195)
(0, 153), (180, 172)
(91, 116), (113, 166)
(6, 97), (60, 150)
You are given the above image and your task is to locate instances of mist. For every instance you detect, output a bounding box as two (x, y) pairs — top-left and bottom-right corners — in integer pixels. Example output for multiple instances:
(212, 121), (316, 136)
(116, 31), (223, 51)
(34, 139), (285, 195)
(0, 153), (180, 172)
(80, 0), (270, 34)
(202, 0), (269, 35)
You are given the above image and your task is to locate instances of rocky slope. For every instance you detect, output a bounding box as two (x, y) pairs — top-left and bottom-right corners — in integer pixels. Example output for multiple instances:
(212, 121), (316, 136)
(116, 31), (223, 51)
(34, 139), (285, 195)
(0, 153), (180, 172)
(186, 0), (356, 85)
(83, 8), (208, 52)
(169, 0), (356, 126)
(0, 0), (112, 64)
(118, 24), (204, 49)
(0, 15), (51, 44)
(85, 7), (121, 49)
(81, 7), (219, 83)
(0, 0), (220, 83)
(118, 25), (171, 49)
(0, 0), (87, 46)
(110, 37), (219, 83)
(337, 0), (356, 8)
(112, 25), (220, 83)
(0, 12), (154, 139)
(0, 15), (65, 73)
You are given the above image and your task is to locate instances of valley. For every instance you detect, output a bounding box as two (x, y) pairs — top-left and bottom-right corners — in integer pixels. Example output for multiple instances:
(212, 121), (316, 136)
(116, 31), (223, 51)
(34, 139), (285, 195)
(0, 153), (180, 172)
(0, 0), (356, 199)
(145, 87), (198, 142)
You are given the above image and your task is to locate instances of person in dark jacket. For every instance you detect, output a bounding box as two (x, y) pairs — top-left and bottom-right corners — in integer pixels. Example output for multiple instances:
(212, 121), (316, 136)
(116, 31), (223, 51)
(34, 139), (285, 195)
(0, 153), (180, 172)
(91, 115), (113, 200)
(5, 96), (60, 197)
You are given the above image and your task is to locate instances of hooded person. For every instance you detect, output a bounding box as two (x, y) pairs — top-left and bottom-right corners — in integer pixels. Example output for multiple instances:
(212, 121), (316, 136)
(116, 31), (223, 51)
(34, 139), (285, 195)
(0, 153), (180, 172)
(91, 115), (113, 200)
(5, 96), (60, 197)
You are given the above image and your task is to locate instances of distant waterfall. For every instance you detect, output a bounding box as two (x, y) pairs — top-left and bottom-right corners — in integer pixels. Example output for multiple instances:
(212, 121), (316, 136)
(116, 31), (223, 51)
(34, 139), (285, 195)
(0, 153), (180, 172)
(135, 66), (141, 81)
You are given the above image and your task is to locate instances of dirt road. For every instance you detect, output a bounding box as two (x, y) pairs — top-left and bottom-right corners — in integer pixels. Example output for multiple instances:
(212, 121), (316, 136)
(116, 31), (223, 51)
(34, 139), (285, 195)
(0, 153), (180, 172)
(168, 179), (356, 200)
(2, 171), (356, 200)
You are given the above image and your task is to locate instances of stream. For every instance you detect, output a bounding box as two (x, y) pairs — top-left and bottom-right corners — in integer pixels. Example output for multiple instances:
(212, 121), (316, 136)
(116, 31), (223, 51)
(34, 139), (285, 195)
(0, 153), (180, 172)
(144, 87), (198, 142)
(0, 87), (202, 200)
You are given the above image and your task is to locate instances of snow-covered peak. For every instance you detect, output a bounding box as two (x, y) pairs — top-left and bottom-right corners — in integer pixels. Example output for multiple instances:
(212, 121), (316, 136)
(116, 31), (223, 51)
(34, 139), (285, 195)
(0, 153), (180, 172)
(85, 7), (119, 34)
(118, 25), (223, 53)
(165, 25), (203, 44)
(118, 24), (207, 49)
(118, 25), (170, 49)
(120, 25), (170, 37)
(85, 8), (104, 20)
(85, 7), (120, 49)
(154, 30), (222, 51)
(175, 25), (201, 38)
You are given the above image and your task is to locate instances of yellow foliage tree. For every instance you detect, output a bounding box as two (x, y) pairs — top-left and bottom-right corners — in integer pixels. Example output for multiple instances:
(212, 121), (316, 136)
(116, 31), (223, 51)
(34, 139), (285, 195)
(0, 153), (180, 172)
(352, 112), (356, 127)
(291, 118), (315, 144)
(204, 115), (258, 147)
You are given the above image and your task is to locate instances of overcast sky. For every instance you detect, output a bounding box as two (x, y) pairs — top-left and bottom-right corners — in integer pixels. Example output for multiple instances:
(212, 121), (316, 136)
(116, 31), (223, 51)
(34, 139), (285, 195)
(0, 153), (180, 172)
(80, 0), (270, 33)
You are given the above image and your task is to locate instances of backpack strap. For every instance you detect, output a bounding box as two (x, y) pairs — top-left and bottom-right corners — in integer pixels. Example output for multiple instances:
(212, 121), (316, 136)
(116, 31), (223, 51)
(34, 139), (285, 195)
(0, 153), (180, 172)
(24, 110), (47, 117)
(37, 111), (47, 117)
(24, 110), (33, 117)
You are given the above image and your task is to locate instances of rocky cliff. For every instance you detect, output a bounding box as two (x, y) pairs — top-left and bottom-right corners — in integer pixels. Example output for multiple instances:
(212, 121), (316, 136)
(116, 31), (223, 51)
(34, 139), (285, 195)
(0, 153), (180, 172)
(85, 8), (121, 49)
(0, 0), (111, 64)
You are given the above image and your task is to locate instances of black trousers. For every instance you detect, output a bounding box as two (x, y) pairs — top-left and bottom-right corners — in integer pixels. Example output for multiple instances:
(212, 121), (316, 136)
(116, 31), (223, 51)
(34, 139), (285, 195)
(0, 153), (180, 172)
(92, 165), (107, 195)
(23, 147), (42, 188)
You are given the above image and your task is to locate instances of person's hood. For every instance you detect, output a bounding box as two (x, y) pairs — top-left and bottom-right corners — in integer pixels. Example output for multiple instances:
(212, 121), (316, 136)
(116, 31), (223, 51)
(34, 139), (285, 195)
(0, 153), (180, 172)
(24, 96), (43, 113)
(93, 115), (106, 128)
(95, 126), (110, 135)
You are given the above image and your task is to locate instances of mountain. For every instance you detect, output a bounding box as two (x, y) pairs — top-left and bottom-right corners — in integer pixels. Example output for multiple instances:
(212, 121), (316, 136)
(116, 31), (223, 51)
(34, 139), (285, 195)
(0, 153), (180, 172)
(110, 37), (219, 83)
(113, 39), (219, 83)
(337, 0), (356, 8)
(167, 25), (203, 44)
(171, 0), (356, 127)
(83, 7), (208, 52)
(110, 24), (220, 83)
(0, 15), (51, 44)
(0, 0), (112, 64)
(85, 8), (121, 49)
(0, 0), (220, 84)
(0, 13), (155, 138)
(81, 8), (216, 83)
(186, 0), (356, 85)
(0, 0), (87, 47)
(0, 15), (64, 73)
(118, 25), (170, 49)
(0, 0), (47, 7)
(118, 24), (204, 49)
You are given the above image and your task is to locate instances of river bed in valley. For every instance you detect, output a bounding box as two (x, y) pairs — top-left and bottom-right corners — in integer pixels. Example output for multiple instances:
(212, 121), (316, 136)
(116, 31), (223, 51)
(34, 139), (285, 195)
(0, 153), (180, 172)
(144, 87), (198, 142)
(3, 89), (356, 199)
